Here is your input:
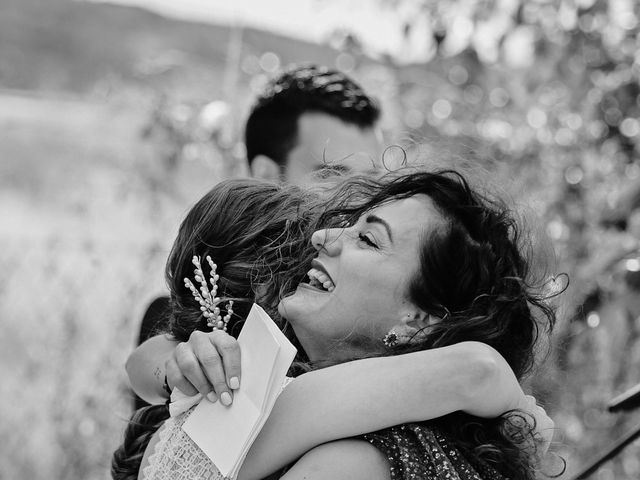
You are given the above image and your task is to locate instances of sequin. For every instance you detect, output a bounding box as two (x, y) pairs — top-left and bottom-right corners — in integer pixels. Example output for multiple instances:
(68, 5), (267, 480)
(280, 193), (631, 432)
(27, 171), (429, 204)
(362, 423), (507, 480)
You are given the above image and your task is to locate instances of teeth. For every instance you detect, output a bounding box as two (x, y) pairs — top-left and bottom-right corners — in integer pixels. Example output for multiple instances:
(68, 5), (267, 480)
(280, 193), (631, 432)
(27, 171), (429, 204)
(306, 268), (335, 292)
(323, 281), (334, 291)
(316, 272), (330, 283)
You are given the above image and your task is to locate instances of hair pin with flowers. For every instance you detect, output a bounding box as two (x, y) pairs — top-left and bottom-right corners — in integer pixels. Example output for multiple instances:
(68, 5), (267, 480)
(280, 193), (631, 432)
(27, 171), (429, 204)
(184, 255), (234, 332)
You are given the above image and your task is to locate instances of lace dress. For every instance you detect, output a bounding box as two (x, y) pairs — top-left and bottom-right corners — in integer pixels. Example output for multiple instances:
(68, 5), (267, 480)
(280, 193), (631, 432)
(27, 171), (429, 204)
(363, 423), (507, 480)
(141, 377), (295, 480)
(142, 407), (226, 480)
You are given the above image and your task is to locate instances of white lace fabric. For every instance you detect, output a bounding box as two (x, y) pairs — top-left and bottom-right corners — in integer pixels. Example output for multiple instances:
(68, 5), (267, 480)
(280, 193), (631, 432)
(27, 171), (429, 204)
(142, 408), (226, 480)
(142, 377), (294, 480)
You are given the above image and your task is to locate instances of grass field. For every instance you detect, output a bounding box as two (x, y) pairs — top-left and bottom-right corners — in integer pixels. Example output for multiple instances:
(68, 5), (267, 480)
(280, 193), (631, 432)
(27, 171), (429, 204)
(0, 90), (232, 479)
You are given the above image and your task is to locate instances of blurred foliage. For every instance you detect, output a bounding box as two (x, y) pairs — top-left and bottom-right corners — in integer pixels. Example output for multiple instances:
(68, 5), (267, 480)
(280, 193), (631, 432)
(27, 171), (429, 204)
(364, 1), (640, 477)
(2, 0), (640, 479)
(381, 2), (640, 478)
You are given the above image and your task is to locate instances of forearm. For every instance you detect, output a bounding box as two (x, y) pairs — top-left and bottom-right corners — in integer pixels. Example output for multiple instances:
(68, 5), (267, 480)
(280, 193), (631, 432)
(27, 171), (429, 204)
(125, 334), (178, 404)
(238, 341), (517, 479)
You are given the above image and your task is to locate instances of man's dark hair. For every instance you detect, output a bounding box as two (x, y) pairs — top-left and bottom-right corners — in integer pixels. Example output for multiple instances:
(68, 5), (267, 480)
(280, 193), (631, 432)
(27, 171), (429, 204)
(245, 64), (380, 171)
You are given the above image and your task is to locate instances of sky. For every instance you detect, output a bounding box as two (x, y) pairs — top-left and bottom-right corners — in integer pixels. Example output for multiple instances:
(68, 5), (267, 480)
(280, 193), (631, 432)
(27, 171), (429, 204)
(87, 0), (432, 63)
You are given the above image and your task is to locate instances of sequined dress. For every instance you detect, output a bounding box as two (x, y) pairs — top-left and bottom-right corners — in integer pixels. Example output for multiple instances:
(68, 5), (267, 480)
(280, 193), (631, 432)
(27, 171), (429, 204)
(363, 423), (507, 480)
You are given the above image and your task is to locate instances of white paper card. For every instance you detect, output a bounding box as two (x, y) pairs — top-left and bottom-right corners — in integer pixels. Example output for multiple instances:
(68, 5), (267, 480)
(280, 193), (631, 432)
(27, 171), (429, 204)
(182, 304), (297, 478)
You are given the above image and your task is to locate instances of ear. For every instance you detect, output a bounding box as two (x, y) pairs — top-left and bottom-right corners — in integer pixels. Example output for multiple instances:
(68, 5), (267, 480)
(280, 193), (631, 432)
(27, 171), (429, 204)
(391, 309), (440, 345)
(250, 155), (281, 181)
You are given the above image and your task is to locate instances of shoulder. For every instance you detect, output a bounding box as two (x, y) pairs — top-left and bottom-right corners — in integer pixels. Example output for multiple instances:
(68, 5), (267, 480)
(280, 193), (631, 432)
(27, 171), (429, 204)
(280, 439), (390, 480)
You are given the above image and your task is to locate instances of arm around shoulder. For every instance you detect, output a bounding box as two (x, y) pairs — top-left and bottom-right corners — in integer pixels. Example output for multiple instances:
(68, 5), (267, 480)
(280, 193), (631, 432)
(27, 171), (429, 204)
(237, 341), (521, 479)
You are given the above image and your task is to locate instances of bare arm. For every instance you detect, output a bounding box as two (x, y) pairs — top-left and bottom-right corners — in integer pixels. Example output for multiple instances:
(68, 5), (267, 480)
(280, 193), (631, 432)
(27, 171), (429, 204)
(128, 336), (546, 479)
(237, 341), (523, 480)
(278, 440), (390, 480)
(126, 334), (177, 404)
(127, 332), (242, 406)
(127, 333), (518, 414)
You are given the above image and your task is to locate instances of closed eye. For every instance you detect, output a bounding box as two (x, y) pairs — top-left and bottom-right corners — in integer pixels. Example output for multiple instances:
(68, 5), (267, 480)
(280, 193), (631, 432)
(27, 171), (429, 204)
(358, 233), (378, 248)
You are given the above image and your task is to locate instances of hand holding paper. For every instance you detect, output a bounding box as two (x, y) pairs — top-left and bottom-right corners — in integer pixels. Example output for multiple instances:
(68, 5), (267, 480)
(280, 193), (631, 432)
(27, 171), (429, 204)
(182, 304), (297, 479)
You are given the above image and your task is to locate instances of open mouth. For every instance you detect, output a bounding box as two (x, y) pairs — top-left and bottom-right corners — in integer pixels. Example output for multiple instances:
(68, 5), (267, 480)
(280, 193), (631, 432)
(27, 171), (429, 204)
(304, 260), (336, 292)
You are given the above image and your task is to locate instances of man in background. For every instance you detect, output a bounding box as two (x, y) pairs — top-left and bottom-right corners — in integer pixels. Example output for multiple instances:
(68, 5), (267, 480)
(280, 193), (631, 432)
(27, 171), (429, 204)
(133, 64), (382, 407)
(246, 64), (381, 182)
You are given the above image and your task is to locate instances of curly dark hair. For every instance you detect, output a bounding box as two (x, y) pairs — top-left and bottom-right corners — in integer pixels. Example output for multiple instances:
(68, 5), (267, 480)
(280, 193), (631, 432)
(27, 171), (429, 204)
(303, 169), (559, 479)
(113, 170), (559, 480)
(245, 64), (380, 171)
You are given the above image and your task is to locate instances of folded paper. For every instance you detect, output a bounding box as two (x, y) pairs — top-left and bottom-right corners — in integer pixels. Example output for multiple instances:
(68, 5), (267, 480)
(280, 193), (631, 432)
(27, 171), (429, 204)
(181, 304), (297, 479)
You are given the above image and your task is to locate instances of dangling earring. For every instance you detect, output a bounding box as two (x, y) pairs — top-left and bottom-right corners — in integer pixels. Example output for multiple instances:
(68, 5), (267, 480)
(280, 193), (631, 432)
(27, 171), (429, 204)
(383, 330), (398, 348)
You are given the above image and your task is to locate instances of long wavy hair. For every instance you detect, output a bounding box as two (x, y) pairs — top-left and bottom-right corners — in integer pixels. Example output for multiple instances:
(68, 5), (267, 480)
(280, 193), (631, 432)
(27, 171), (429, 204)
(165, 178), (318, 339)
(114, 170), (559, 480)
(302, 169), (559, 479)
(112, 178), (318, 480)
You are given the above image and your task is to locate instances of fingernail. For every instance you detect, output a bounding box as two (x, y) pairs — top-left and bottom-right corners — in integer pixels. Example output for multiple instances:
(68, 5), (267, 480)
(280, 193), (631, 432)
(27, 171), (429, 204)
(229, 377), (240, 389)
(207, 392), (217, 403)
(220, 392), (232, 406)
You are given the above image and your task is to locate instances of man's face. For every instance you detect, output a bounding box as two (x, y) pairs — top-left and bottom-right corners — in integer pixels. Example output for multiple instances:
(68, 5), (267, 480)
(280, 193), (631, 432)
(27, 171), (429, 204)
(283, 112), (382, 183)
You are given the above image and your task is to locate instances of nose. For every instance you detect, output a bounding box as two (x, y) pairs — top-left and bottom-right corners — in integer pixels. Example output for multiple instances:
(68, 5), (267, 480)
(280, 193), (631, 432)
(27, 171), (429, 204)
(311, 228), (343, 256)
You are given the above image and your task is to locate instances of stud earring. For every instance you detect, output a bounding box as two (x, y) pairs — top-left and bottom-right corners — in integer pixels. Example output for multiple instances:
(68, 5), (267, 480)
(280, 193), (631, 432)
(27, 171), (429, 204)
(383, 330), (398, 348)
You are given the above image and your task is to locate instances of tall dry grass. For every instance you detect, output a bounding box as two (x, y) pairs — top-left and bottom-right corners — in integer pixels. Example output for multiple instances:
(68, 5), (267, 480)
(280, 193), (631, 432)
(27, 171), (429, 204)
(0, 91), (224, 479)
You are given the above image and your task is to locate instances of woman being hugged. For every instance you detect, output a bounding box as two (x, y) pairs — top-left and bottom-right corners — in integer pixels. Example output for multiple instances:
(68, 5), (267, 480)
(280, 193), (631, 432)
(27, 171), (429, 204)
(116, 171), (558, 480)
(279, 170), (558, 480)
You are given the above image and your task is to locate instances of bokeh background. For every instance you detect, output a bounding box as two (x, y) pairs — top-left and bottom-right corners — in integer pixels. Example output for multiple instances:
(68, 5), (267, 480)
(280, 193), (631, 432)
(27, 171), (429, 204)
(2, 0), (640, 478)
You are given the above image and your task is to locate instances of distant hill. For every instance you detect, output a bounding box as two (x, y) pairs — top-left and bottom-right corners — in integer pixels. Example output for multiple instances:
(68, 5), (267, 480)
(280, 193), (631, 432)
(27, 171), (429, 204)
(0, 0), (341, 96)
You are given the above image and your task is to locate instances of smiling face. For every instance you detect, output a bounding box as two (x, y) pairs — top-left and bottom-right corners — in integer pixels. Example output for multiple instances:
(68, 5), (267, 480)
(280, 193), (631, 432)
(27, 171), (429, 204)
(278, 194), (445, 361)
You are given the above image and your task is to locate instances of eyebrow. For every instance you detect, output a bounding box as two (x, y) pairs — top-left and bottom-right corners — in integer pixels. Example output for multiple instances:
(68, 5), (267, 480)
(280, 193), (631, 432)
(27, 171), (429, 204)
(366, 214), (393, 243)
(314, 164), (351, 173)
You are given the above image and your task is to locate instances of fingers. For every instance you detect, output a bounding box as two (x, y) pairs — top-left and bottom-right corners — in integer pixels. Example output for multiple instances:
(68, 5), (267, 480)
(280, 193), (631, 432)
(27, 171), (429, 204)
(173, 340), (215, 399)
(165, 351), (198, 397)
(209, 331), (241, 390)
(166, 331), (241, 406)
(194, 334), (230, 404)
(197, 331), (241, 406)
(524, 395), (554, 455)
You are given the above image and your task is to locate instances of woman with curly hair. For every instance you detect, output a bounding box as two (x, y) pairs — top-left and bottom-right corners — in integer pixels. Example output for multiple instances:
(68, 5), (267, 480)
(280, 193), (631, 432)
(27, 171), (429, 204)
(116, 170), (558, 480)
